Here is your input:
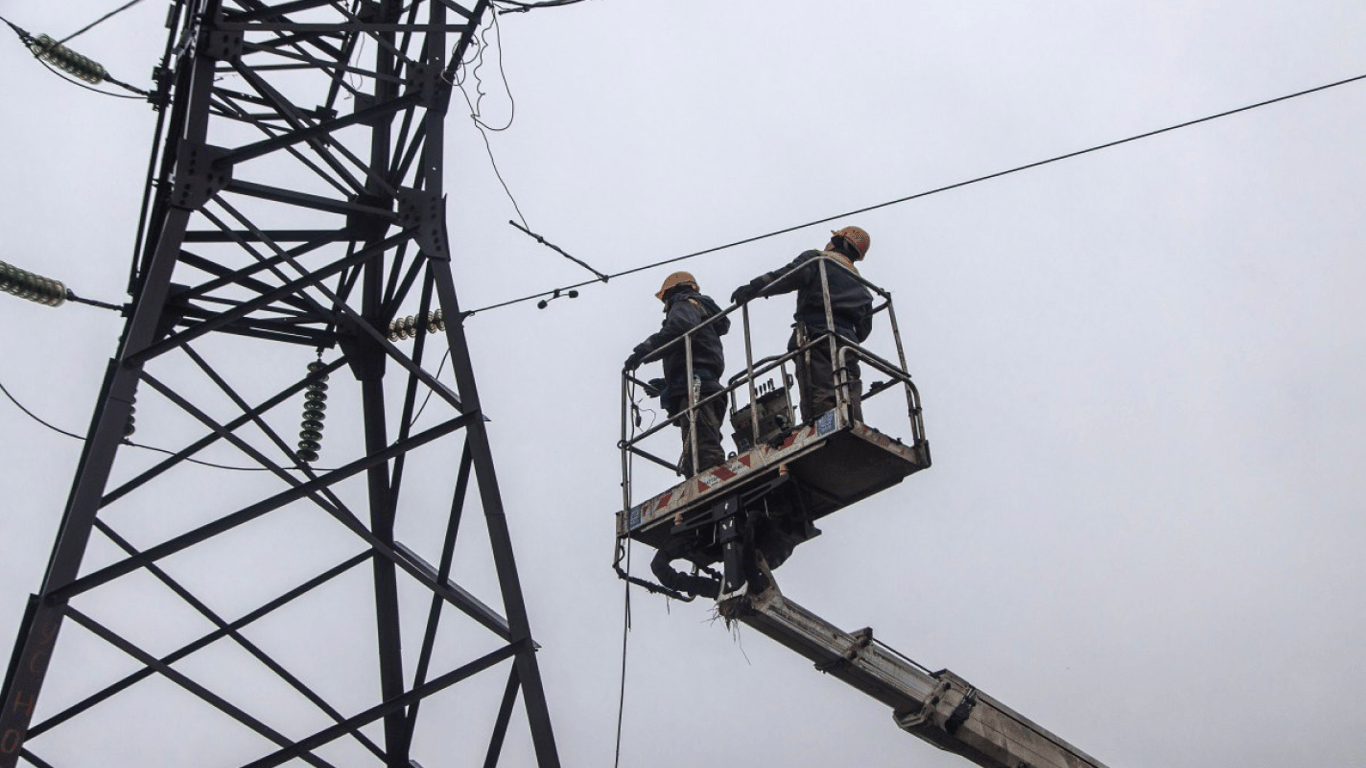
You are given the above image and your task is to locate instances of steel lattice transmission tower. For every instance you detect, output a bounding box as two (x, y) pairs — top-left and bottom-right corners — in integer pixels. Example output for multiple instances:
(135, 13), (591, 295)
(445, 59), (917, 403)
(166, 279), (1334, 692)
(1, 1), (560, 765)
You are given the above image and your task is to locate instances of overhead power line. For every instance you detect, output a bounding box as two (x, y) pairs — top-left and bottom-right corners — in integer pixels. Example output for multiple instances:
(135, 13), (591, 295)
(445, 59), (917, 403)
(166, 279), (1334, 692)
(55, 0), (147, 47)
(464, 70), (1366, 317)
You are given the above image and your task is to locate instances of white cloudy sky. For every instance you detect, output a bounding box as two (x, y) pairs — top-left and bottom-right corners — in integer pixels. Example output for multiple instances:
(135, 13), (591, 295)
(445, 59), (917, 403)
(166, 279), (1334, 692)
(3, 1), (1366, 767)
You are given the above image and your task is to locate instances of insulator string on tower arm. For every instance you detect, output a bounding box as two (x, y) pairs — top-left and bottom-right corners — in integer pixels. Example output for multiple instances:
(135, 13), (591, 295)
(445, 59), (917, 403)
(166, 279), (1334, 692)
(0, 259), (124, 312)
(31, 33), (107, 83)
(1, 13), (151, 98)
(462, 69), (1366, 318)
(388, 308), (448, 340)
(1, 259), (68, 307)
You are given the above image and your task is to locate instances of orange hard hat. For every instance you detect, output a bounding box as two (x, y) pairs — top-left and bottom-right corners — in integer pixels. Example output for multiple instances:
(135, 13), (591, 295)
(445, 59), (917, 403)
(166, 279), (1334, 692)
(655, 271), (699, 300)
(830, 226), (870, 260)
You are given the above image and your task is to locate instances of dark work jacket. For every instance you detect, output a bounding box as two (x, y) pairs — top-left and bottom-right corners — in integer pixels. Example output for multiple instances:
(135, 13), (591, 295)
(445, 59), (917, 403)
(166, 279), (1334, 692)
(631, 289), (730, 413)
(746, 250), (873, 342)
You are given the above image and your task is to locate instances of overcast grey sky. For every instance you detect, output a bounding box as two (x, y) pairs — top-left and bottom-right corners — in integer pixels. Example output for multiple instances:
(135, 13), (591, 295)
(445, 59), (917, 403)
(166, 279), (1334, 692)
(3, 1), (1366, 766)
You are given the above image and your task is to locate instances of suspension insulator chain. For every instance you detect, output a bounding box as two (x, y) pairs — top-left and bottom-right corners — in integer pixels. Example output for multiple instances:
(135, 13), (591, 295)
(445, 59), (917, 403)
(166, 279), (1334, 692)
(29, 34), (108, 84)
(387, 308), (446, 341)
(1, 259), (68, 307)
(296, 361), (328, 463)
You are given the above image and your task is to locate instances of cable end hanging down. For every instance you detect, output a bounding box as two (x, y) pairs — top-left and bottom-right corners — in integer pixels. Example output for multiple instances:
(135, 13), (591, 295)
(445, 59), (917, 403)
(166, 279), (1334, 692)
(509, 220), (609, 283)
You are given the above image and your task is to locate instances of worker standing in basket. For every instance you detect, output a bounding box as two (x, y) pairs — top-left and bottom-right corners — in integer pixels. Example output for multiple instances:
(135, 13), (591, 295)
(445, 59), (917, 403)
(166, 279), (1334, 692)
(625, 272), (731, 477)
(730, 226), (874, 423)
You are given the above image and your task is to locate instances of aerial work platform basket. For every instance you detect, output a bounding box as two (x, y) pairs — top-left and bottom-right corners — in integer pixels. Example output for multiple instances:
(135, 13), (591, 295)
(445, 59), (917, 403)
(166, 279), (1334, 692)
(615, 258), (930, 598)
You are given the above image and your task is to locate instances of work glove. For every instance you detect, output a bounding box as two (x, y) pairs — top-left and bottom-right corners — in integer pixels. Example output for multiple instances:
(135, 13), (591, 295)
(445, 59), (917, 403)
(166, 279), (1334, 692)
(644, 378), (665, 398)
(730, 282), (759, 306)
(624, 349), (646, 370)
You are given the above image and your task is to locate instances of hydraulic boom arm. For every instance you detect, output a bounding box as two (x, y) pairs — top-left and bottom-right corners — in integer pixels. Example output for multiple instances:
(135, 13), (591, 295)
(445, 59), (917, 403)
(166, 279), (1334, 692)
(722, 588), (1111, 768)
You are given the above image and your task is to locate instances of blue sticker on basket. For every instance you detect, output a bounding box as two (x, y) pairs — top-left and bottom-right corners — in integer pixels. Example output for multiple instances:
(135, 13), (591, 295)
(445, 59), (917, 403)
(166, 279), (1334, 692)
(628, 504), (643, 530)
(816, 410), (837, 436)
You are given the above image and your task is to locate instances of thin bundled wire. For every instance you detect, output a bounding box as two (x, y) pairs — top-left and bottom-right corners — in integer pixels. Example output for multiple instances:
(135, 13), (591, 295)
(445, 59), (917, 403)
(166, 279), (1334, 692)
(613, 543), (633, 768)
(455, 8), (531, 228)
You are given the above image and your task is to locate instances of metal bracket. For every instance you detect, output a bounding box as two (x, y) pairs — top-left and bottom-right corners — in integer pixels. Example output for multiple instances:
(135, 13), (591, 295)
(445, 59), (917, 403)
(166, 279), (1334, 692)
(198, 29), (243, 62)
(397, 188), (449, 261)
(716, 515), (745, 597)
(336, 314), (387, 382)
(944, 687), (978, 734)
(170, 143), (231, 211)
(814, 626), (874, 673)
(352, 93), (381, 127)
(407, 62), (450, 113)
(894, 678), (952, 731)
(347, 193), (395, 241)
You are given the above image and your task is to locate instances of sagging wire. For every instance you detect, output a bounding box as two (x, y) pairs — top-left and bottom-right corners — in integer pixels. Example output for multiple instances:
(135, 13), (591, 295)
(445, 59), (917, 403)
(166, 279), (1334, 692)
(0, 372), (322, 472)
(461, 7), (515, 135)
(462, 69), (1366, 319)
(613, 534), (632, 768)
(452, 8), (532, 230)
(452, 9), (607, 288)
(407, 349), (453, 428)
(614, 379), (691, 599)
(380, 308), (454, 427)
(0, 377), (85, 442)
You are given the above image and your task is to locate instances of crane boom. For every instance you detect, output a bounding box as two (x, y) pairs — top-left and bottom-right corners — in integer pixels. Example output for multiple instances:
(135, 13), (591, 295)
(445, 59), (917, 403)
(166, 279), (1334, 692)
(722, 587), (1111, 768)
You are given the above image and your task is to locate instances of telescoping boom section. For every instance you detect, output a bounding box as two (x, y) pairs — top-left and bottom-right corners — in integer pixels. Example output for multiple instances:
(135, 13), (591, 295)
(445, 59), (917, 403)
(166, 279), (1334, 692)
(720, 587), (1113, 768)
(615, 260), (930, 598)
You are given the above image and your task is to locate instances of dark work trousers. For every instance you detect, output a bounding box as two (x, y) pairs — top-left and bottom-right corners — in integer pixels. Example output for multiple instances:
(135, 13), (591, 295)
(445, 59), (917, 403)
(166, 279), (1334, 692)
(673, 393), (727, 477)
(792, 326), (862, 423)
